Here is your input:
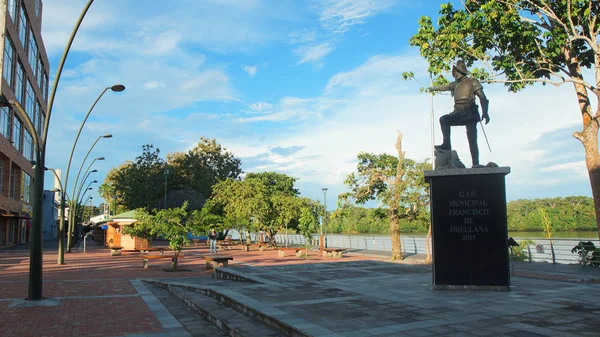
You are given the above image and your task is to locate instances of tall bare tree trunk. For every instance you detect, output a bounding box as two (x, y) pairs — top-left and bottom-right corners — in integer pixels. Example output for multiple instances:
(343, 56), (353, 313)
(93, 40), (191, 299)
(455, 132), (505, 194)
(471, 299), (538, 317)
(390, 212), (402, 260)
(390, 133), (405, 260)
(568, 56), (600, 239)
(425, 224), (432, 264)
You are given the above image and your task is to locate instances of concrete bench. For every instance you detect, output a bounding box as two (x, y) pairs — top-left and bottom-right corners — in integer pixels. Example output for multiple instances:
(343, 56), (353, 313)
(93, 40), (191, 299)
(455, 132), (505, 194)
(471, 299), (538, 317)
(110, 247), (123, 256)
(322, 248), (346, 258)
(203, 256), (233, 269)
(140, 255), (184, 269)
(278, 247), (307, 258)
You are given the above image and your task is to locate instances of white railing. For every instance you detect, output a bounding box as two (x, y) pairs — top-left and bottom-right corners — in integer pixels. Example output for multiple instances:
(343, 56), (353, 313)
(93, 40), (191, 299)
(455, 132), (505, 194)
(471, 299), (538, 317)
(271, 233), (599, 265)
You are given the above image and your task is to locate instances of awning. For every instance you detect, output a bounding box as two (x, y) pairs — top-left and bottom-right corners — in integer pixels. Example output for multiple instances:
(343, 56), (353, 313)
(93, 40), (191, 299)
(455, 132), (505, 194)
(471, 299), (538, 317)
(1, 213), (31, 219)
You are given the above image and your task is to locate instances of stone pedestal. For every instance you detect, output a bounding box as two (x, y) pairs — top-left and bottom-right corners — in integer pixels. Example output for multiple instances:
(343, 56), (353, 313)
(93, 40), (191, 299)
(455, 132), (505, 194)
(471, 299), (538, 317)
(425, 167), (511, 291)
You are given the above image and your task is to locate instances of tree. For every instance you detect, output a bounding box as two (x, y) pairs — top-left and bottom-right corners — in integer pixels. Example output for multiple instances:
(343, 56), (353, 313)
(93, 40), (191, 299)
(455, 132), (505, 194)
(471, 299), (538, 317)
(408, 0), (600, 238)
(340, 133), (431, 260)
(208, 172), (302, 246)
(167, 137), (243, 200)
(122, 209), (156, 247)
(297, 198), (321, 257)
(99, 145), (165, 211)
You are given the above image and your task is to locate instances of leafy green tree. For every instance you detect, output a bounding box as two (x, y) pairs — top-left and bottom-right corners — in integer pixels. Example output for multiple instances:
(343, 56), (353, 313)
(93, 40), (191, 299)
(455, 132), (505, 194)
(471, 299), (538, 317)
(297, 199), (321, 257)
(167, 138), (242, 200)
(122, 209), (156, 247)
(208, 172), (302, 246)
(409, 0), (600, 238)
(100, 145), (165, 211)
(340, 133), (431, 260)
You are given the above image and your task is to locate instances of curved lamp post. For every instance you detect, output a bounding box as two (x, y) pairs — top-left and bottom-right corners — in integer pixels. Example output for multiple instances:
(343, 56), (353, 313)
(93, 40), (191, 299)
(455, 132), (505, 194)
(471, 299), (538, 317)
(9, 0), (97, 301)
(60, 85), (122, 259)
(66, 155), (105, 252)
(67, 166), (99, 251)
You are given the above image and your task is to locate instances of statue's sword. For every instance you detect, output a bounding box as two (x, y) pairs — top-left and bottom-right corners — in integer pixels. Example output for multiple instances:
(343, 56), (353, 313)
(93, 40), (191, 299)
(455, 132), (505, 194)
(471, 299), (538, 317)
(479, 121), (492, 152)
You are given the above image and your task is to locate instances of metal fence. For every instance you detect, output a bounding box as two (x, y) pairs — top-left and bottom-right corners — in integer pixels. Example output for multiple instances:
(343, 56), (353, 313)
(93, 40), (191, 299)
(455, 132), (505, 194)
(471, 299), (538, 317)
(272, 233), (599, 265)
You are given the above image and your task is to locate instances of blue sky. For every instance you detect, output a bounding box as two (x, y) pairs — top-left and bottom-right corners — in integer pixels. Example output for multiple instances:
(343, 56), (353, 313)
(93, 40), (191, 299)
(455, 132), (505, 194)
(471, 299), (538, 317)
(40, 0), (595, 209)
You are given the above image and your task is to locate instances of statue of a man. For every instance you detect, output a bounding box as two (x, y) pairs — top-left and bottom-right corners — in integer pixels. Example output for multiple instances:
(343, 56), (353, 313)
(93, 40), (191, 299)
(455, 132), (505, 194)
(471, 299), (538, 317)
(428, 60), (490, 168)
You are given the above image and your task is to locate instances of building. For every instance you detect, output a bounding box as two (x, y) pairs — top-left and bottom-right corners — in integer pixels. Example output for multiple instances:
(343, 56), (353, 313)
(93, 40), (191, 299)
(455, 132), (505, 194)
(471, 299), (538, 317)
(0, 0), (50, 248)
(97, 211), (150, 250)
(41, 189), (56, 240)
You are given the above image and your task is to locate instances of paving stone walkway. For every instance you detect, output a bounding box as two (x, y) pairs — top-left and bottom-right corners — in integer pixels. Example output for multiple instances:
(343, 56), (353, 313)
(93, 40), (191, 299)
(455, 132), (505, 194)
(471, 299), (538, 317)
(151, 260), (600, 336)
(1, 241), (600, 336)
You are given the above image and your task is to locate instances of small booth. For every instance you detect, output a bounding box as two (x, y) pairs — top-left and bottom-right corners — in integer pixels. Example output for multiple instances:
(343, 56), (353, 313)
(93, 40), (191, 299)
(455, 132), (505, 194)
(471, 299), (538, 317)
(103, 211), (149, 250)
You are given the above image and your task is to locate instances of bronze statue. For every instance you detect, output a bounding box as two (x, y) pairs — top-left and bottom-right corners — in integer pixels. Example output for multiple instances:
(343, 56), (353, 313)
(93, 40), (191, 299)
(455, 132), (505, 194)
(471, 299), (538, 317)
(428, 60), (489, 168)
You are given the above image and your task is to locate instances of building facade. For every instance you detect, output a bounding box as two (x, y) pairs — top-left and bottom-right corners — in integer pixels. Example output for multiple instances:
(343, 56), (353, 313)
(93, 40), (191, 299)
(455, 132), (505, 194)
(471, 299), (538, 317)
(0, 0), (49, 248)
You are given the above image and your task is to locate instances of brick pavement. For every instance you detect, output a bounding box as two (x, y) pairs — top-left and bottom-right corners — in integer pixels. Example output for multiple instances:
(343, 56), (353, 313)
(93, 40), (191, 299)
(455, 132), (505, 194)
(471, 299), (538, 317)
(2, 240), (600, 336)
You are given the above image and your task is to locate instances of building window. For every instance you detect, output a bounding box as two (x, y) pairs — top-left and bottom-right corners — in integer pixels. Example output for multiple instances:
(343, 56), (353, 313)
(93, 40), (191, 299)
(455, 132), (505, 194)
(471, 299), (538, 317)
(26, 80), (35, 122)
(8, 220), (15, 243)
(43, 73), (48, 101)
(0, 158), (3, 194)
(18, 6), (27, 48)
(22, 172), (31, 203)
(28, 30), (38, 76)
(15, 61), (24, 105)
(10, 167), (17, 199)
(12, 117), (21, 151)
(3, 36), (14, 88)
(8, 0), (17, 22)
(23, 130), (32, 161)
(39, 109), (45, 136)
(37, 59), (43, 90)
(0, 107), (10, 139)
(34, 0), (41, 17)
(36, 102), (42, 135)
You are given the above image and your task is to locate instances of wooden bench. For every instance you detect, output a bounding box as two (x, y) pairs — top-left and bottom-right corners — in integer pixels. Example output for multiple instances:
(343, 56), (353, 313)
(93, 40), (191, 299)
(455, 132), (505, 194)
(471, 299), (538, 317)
(217, 242), (235, 251)
(141, 247), (170, 255)
(191, 239), (207, 246)
(322, 248), (346, 258)
(140, 255), (184, 269)
(203, 256), (233, 269)
(278, 247), (307, 258)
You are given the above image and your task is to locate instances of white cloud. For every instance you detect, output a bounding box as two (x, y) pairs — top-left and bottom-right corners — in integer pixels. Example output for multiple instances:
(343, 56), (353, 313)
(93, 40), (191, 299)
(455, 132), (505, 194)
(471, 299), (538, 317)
(287, 0), (398, 65)
(243, 65), (258, 77)
(316, 0), (397, 33)
(248, 102), (273, 112)
(294, 43), (335, 65)
(144, 80), (166, 90)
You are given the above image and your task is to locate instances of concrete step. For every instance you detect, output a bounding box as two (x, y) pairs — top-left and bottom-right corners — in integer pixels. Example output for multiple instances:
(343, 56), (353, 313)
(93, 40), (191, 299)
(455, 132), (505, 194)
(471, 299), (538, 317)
(146, 283), (228, 337)
(166, 284), (284, 337)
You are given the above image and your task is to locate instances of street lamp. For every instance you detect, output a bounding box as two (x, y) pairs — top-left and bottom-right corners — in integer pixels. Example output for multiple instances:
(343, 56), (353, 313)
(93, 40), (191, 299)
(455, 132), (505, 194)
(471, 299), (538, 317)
(164, 165), (170, 209)
(67, 155), (105, 251)
(322, 188), (328, 249)
(67, 167), (99, 251)
(10, 0), (97, 301)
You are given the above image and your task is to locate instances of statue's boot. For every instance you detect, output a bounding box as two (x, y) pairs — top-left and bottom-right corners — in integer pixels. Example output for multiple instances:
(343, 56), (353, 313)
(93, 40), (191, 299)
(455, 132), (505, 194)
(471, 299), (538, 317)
(435, 123), (452, 150)
(434, 143), (451, 150)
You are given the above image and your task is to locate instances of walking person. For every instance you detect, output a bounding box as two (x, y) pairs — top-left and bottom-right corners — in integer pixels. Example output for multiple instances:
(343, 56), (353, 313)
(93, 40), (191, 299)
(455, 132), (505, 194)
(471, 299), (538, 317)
(209, 228), (218, 254)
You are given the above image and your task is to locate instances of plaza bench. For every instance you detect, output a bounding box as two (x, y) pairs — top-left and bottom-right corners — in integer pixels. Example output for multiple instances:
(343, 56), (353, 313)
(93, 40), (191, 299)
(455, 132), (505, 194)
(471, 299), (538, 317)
(322, 248), (346, 258)
(278, 247), (307, 258)
(140, 255), (185, 269)
(218, 242), (235, 251)
(110, 247), (123, 256)
(191, 239), (207, 246)
(203, 256), (233, 269)
(141, 247), (169, 255)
